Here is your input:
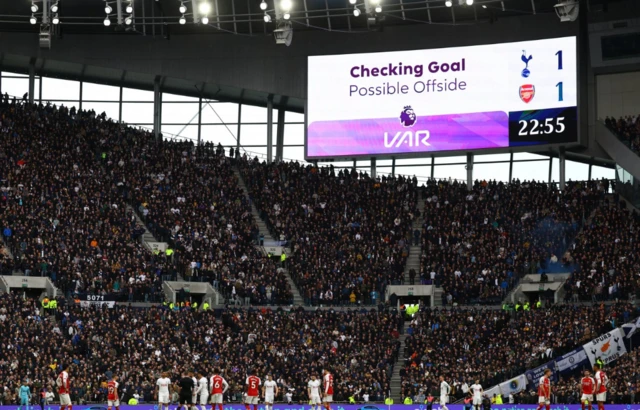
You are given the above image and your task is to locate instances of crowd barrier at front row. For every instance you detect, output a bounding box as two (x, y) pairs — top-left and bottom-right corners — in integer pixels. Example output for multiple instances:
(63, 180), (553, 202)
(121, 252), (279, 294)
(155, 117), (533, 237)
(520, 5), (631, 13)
(3, 405), (639, 410)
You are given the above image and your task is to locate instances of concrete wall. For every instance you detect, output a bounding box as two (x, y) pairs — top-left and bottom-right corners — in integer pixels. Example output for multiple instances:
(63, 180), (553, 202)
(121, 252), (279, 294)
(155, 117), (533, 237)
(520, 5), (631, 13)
(596, 71), (640, 119)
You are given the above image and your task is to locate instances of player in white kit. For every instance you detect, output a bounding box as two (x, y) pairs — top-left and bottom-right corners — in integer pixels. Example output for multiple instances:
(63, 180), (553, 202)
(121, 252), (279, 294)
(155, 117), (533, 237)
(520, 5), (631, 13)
(439, 376), (451, 410)
(191, 372), (198, 410)
(470, 380), (483, 410)
(156, 372), (172, 410)
(262, 375), (279, 410)
(196, 372), (209, 410)
(308, 375), (322, 410)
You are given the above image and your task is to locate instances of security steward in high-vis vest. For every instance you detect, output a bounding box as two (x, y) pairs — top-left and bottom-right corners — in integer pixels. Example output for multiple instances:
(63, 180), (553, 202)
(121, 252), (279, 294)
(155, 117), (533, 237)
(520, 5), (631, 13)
(404, 396), (413, 405)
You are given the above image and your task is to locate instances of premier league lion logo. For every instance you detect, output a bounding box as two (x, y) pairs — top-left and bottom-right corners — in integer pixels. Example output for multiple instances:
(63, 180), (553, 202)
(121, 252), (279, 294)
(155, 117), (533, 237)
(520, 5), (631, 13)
(399, 105), (417, 128)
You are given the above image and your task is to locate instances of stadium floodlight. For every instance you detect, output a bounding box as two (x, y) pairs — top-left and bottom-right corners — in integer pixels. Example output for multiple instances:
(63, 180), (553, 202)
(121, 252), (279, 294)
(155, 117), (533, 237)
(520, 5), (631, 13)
(349, 0), (356, 4)
(179, 15), (186, 24)
(260, 0), (268, 10)
(554, 0), (579, 22)
(263, 12), (271, 22)
(179, 2), (187, 13)
(353, 6), (360, 16)
(198, 1), (212, 14)
(481, 4), (486, 7)
(283, 12), (290, 19)
(201, 16), (209, 24)
(280, 0), (292, 11)
(126, 1), (133, 13)
(466, 0), (473, 5)
(30, 14), (37, 24)
(105, 4), (112, 13)
(445, 0), (452, 6)
(51, 2), (59, 12)
(31, 3), (38, 13)
(52, 14), (60, 24)
(104, 16), (111, 25)
(125, 16), (132, 24)
(374, 5), (381, 12)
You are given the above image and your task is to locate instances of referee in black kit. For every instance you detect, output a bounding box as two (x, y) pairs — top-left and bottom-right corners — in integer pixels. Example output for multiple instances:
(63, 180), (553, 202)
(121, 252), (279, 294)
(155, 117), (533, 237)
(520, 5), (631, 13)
(176, 371), (196, 410)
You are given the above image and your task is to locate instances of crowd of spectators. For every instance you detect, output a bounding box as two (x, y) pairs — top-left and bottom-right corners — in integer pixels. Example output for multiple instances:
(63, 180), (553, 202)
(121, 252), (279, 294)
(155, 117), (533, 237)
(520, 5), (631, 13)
(605, 115), (640, 155)
(0, 293), (399, 405)
(239, 159), (420, 306)
(400, 303), (640, 402)
(418, 178), (607, 305)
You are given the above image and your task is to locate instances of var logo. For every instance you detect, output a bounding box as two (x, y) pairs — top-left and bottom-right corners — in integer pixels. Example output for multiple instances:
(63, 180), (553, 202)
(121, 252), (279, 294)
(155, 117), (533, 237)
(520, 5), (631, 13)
(384, 130), (431, 148)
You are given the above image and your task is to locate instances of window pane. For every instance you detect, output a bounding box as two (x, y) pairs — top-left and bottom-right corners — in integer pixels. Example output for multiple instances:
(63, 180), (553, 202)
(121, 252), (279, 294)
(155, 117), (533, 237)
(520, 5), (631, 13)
(201, 101), (238, 124)
(162, 93), (198, 102)
(161, 125), (199, 142)
(591, 165), (615, 180)
(513, 152), (548, 160)
(433, 164), (467, 181)
(286, 111), (305, 123)
(395, 165), (432, 181)
(122, 103), (154, 125)
(240, 124), (267, 146)
(162, 103), (199, 124)
(2, 71), (28, 78)
(395, 157), (432, 166)
(201, 125), (238, 146)
(474, 153), (511, 163)
(242, 105), (267, 123)
(83, 82), (120, 101)
(35, 77), (40, 101)
(244, 146), (268, 160)
(123, 87), (154, 102)
(566, 160), (589, 182)
(42, 77), (79, 101)
(435, 156), (466, 164)
(473, 162), (510, 182)
(83, 102), (120, 121)
(550, 158), (560, 183)
(284, 123), (304, 145)
(1, 77), (29, 99)
(283, 147), (305, 162)
(512, 159), (549, 182)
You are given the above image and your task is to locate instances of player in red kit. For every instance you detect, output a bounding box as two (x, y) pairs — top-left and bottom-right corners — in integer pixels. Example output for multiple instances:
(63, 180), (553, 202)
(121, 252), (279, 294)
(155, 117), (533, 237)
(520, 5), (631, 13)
(322, 369), (333, 410)
(107, 376), (120, 410)
(581, 370), (595, 410)
(244, 371), (261, 410)
(536, 368), (552, 410)
(210, 368), (229, 410)
(594, 364), (608, 410)
(56, 365), (71, 410)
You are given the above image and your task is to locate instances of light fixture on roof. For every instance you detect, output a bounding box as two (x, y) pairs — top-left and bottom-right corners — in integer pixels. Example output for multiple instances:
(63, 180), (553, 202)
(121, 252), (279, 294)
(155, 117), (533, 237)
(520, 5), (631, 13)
(445, 0), (452, 6)
(374, 5), (381, 12)
(126, 1), (133, 13)
(179, 2), (187, 13)
(104, 16), (111, 26)
(260, 0), (268, 10)
(31, 3), (38, 13)
(105, 4), (112, 13)
(466, 0), (473, 5)
(349, 0), (356, 4)
(179, 15), (186, 24)
(198, 1), (212, 14)
(263, 12), (271, 21)
(201, 16), (209, 24)
(280, 0), (292, 11)
(283, 12), (290, 19)
(353, 6), (360, 16)
(51, 2), (59, 12)
(481, 4), (486, 7)
(30, 14), (37, 24)
(125, 16), (132, 24)
(52, 14), (60, 24)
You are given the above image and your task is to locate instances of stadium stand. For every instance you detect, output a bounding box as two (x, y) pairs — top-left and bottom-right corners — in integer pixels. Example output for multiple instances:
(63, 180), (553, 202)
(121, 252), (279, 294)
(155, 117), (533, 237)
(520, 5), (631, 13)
(605, 116), (640, 157)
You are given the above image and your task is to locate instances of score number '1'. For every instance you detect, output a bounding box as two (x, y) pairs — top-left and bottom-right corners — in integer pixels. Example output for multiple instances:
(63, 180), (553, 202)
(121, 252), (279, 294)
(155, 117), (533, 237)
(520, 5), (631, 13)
(555, 50), (563, 102)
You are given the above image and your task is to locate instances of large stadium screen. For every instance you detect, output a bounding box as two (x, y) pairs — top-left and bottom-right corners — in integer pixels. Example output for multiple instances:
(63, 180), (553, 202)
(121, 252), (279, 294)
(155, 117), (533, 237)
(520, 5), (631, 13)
(306, 36), (578, 160)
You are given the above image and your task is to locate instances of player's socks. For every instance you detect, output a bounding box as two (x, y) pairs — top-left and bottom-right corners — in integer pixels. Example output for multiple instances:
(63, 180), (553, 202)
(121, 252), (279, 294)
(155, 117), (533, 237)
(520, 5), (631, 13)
(245, 405), (250, 410)
(546, 405), (550, 410)
(218, 404), (223, 410)
(253, 405), (258, 410)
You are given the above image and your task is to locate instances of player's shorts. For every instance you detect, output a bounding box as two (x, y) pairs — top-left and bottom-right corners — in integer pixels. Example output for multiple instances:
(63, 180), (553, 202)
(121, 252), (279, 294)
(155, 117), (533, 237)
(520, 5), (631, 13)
(60, 394), (71, 406)
(192, 395), (197, 404)
(179, 394), (192, 405)
(596, 392), (606, 402)
(211, 394), (224, 404)
(108, 400), (120, 407)
(199, 394), (209, 405)
(244, 395), (259, 405)
(581, 394), (594, 403)
(323, 395), (333, 403)
(472, 397), (482, 405)
(158, 393), (170, 404)
(265, 394), (274, 403)
(440, 396), (448, 405)
(20, 398), (29, 405)
(538, 396), (550, 405)
(310, 395), (322, 405)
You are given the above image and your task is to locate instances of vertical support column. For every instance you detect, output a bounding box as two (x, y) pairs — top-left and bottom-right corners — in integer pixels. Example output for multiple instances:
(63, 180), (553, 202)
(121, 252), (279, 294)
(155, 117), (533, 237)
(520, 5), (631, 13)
(28, 63), (35, 104)
(275, 108), (285, 162)
(266, 96), (273, 164)
(79, 81), (83, 111)
(466, 153), (473, 190)
(236, 104), (242, 157)
(508, 152), (514, 183)
(588, 162), (592, 181)
(352, 160), (356, 172)
(391, 158), (396, 177)
(371, 157), (377, 179)
(559, 147), (566, 191)
(430, 156), (435, 180)
(547, 156), (553, 184)
(38, 76), (42, 104)
(197, 96), (202, 146)
(119, 86), (123, 123)
(153, 77), (161, 142)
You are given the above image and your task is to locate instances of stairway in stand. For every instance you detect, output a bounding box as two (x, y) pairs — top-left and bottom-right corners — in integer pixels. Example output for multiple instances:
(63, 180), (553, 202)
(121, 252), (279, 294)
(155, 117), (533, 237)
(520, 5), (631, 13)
(390, 323), (409, 402)
(404, 196), (426, 284)
(233, 167), (304, 306)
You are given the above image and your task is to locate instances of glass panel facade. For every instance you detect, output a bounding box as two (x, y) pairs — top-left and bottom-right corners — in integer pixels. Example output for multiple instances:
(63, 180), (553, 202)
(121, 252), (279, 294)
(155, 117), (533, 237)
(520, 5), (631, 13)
(41, 77), (80, 101)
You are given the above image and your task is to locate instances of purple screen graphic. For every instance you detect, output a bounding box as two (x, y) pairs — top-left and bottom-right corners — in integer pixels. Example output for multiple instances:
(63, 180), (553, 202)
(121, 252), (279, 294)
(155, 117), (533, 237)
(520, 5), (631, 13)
(5, 405), (639, 410)
(307, 111), (509, 158)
